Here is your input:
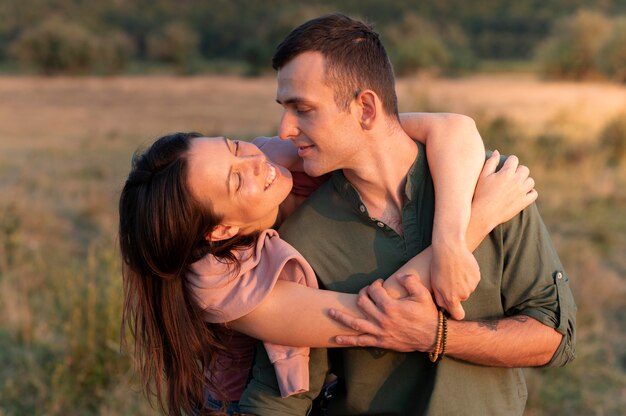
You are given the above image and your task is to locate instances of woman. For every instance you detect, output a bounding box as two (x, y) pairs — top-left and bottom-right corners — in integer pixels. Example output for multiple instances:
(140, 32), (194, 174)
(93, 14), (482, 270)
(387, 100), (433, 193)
(119, 114), (536, 415)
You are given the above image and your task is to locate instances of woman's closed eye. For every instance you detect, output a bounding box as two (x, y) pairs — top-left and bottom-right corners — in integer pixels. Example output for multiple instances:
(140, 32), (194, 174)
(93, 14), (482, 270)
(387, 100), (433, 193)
(235, 171), (242, 191)
(228, 139), (242, 191)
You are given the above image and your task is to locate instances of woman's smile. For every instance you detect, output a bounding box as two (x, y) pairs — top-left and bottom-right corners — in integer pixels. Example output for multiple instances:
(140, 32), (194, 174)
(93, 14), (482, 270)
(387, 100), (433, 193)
(265, 163), (278, 189)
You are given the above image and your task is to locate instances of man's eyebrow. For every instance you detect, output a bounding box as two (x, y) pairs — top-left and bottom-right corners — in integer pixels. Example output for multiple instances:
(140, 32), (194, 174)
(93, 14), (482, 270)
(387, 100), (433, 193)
(223, 137), (232, 194)
(276, 97), (308, 106)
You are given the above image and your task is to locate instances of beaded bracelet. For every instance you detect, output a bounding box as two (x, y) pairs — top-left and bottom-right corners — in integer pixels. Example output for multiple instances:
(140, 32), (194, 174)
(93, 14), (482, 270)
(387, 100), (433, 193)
(428, 309), (444, 362)
(439, 312), (448, 361)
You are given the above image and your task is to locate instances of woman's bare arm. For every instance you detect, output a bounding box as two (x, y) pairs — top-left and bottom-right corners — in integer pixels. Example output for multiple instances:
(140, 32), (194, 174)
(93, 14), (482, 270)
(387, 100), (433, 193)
(399, 113), (485, 319)
(230, 281), (359, 347)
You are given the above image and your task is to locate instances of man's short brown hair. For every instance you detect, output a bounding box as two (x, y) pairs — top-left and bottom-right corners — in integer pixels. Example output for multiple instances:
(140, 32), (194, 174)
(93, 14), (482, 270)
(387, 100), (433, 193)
(272, 13), (398, 117)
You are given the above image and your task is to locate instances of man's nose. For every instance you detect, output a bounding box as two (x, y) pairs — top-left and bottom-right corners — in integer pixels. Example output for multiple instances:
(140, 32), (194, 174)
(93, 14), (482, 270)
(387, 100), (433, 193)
(278, 111), (298, 141)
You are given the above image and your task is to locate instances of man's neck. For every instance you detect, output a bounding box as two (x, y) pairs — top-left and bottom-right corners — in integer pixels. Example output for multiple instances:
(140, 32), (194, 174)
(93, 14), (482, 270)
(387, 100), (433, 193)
(343, 126), (418, 235)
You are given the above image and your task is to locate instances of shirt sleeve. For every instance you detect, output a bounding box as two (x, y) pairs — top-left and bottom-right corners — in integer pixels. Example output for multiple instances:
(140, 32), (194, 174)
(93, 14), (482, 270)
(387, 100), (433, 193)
(499, 203), (577, 367)
(239, 345), (329, 416)
(263, 341), (310, 397)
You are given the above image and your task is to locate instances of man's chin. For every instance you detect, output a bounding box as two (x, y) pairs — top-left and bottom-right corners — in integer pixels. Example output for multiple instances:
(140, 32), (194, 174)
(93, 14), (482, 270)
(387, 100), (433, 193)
(303, 163), (328, 178)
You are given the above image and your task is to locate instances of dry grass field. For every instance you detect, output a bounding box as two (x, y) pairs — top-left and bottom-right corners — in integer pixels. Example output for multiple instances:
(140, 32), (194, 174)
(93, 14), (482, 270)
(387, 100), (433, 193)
(0, 74), (625, 415)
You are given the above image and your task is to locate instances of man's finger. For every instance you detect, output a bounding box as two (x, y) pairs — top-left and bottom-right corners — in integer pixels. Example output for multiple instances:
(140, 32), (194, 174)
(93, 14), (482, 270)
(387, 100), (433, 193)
(398, 274), (430, 300)
(335, 334), (382, 348)
(328, 309), (382, 335)
(355, 287), (386, 323)
(365, 279), (394, 306)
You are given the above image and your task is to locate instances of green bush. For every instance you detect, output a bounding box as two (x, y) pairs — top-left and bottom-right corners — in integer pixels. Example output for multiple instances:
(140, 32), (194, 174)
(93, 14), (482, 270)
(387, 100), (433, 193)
(95, 31), (135, 75)
(536, 10), (611, 80)
(147, 22), (199, 73)
(598, 111), (626, 166)
(439, 24), (478, 74)
(477, 115), (527, 158)
(385, 14), (450, 76)
(9, 16), (97, 75)
(596, 18), (626, 82)
(384, 14), (476, 76)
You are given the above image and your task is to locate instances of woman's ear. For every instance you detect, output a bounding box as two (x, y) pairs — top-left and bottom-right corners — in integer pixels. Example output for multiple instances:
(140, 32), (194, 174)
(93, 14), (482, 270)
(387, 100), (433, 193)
(356, 90), (377, 130)
(206, 224), (240, 242)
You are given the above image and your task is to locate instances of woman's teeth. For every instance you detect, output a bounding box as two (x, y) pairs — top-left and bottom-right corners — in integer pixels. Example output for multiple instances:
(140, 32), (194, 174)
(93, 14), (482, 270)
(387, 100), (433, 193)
(264, 164), (277, 189)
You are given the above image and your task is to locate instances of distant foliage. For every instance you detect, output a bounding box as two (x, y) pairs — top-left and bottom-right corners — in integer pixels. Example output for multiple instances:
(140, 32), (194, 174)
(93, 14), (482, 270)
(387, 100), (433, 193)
(599, 111), (626, 165)
(95, 30), (135, 75)
(386, 14), (450, 76)
(596, 18), (626, 82)
(3, 1), (626, 76)
(477, 115), (527, 158)
(385, 14), (476, 76)
(147, 22), (199, 72)
(10, 16), (97, 75)
(536, 10), (611, 80)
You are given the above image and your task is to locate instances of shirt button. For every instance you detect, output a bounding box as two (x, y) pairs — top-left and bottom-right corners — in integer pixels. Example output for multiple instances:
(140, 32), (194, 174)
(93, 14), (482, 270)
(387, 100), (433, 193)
(359, 205), (366, 213)
(376, 221), (385, 228)
(556, 272), (563, 279)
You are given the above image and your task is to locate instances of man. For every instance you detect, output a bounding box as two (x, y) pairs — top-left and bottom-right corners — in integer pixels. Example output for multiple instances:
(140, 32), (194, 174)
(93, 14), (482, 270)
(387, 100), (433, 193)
(240, 14), (576, 415)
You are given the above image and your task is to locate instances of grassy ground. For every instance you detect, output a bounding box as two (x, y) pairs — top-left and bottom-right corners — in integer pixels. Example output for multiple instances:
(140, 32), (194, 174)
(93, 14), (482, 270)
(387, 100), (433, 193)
(0, 74), (624, 415)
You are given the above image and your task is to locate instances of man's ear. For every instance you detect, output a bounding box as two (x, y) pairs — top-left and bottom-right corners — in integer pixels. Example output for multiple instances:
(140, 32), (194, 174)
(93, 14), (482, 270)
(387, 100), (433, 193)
(207, 224), (240, 242)
(356, 90), (377, 130)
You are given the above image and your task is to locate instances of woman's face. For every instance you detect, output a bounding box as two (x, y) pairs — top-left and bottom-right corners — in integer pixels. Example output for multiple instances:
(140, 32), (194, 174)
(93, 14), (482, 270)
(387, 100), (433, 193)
(187, 137), (293, 238)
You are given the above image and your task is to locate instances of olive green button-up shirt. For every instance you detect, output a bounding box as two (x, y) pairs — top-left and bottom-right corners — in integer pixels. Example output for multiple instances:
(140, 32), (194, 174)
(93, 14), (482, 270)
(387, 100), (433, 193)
(240, 143), (576, 415)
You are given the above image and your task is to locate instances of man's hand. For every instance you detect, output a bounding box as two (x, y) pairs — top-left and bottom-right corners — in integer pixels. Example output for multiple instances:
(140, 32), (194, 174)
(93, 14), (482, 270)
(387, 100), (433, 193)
(430, 241), (479, 320)
(329, 275), (438, 352)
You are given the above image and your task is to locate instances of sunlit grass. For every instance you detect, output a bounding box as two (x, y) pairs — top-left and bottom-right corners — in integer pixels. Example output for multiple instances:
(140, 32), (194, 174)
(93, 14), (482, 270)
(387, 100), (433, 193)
(0, 74), (624, 415)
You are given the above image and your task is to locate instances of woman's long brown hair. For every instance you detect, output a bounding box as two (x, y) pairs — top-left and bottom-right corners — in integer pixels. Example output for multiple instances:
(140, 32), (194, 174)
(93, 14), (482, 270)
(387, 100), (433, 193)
(119, 132), (256, 415)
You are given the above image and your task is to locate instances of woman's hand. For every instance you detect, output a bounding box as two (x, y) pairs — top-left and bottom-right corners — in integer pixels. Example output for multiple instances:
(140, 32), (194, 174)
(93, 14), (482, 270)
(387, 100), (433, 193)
(431, 151), (538, 319)
(471, 151), (538, 233)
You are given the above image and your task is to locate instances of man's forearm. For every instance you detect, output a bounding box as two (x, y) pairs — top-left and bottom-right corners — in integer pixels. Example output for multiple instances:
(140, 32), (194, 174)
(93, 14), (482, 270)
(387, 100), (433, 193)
(445, 315), (563, 367)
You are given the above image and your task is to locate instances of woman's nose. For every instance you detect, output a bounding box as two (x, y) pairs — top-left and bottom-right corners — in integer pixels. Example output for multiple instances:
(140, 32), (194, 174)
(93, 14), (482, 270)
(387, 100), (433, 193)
(246, 152), (265, 176)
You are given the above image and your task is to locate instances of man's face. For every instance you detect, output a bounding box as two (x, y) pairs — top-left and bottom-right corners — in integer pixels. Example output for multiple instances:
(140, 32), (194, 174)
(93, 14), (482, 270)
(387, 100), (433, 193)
(276, 52), (361, 177)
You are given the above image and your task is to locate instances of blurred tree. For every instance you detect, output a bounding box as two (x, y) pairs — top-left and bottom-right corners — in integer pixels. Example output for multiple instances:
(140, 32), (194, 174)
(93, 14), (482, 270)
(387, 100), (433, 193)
(535, 10), (611, 80)
(384, 13), (476, 76)
(3, 0), (626, 76)
(385, 14), (450, 76)
(596, 17), (626, 82)
(439, 23), (478, 73)
(147, 22), (199, 73)
(9, 15), (97, 75)
(95, 30), (135, 75)
(599, 111), (626, 166)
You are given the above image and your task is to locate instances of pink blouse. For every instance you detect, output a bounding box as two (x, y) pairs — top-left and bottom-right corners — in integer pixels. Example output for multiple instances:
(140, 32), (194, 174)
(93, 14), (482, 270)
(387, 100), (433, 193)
(189, 229), (318, 400)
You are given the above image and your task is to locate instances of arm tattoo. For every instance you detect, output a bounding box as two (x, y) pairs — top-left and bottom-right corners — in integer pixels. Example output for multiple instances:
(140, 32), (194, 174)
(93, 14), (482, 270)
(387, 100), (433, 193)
(476, 315), (529, 332)
(476, 320), (499, 331)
